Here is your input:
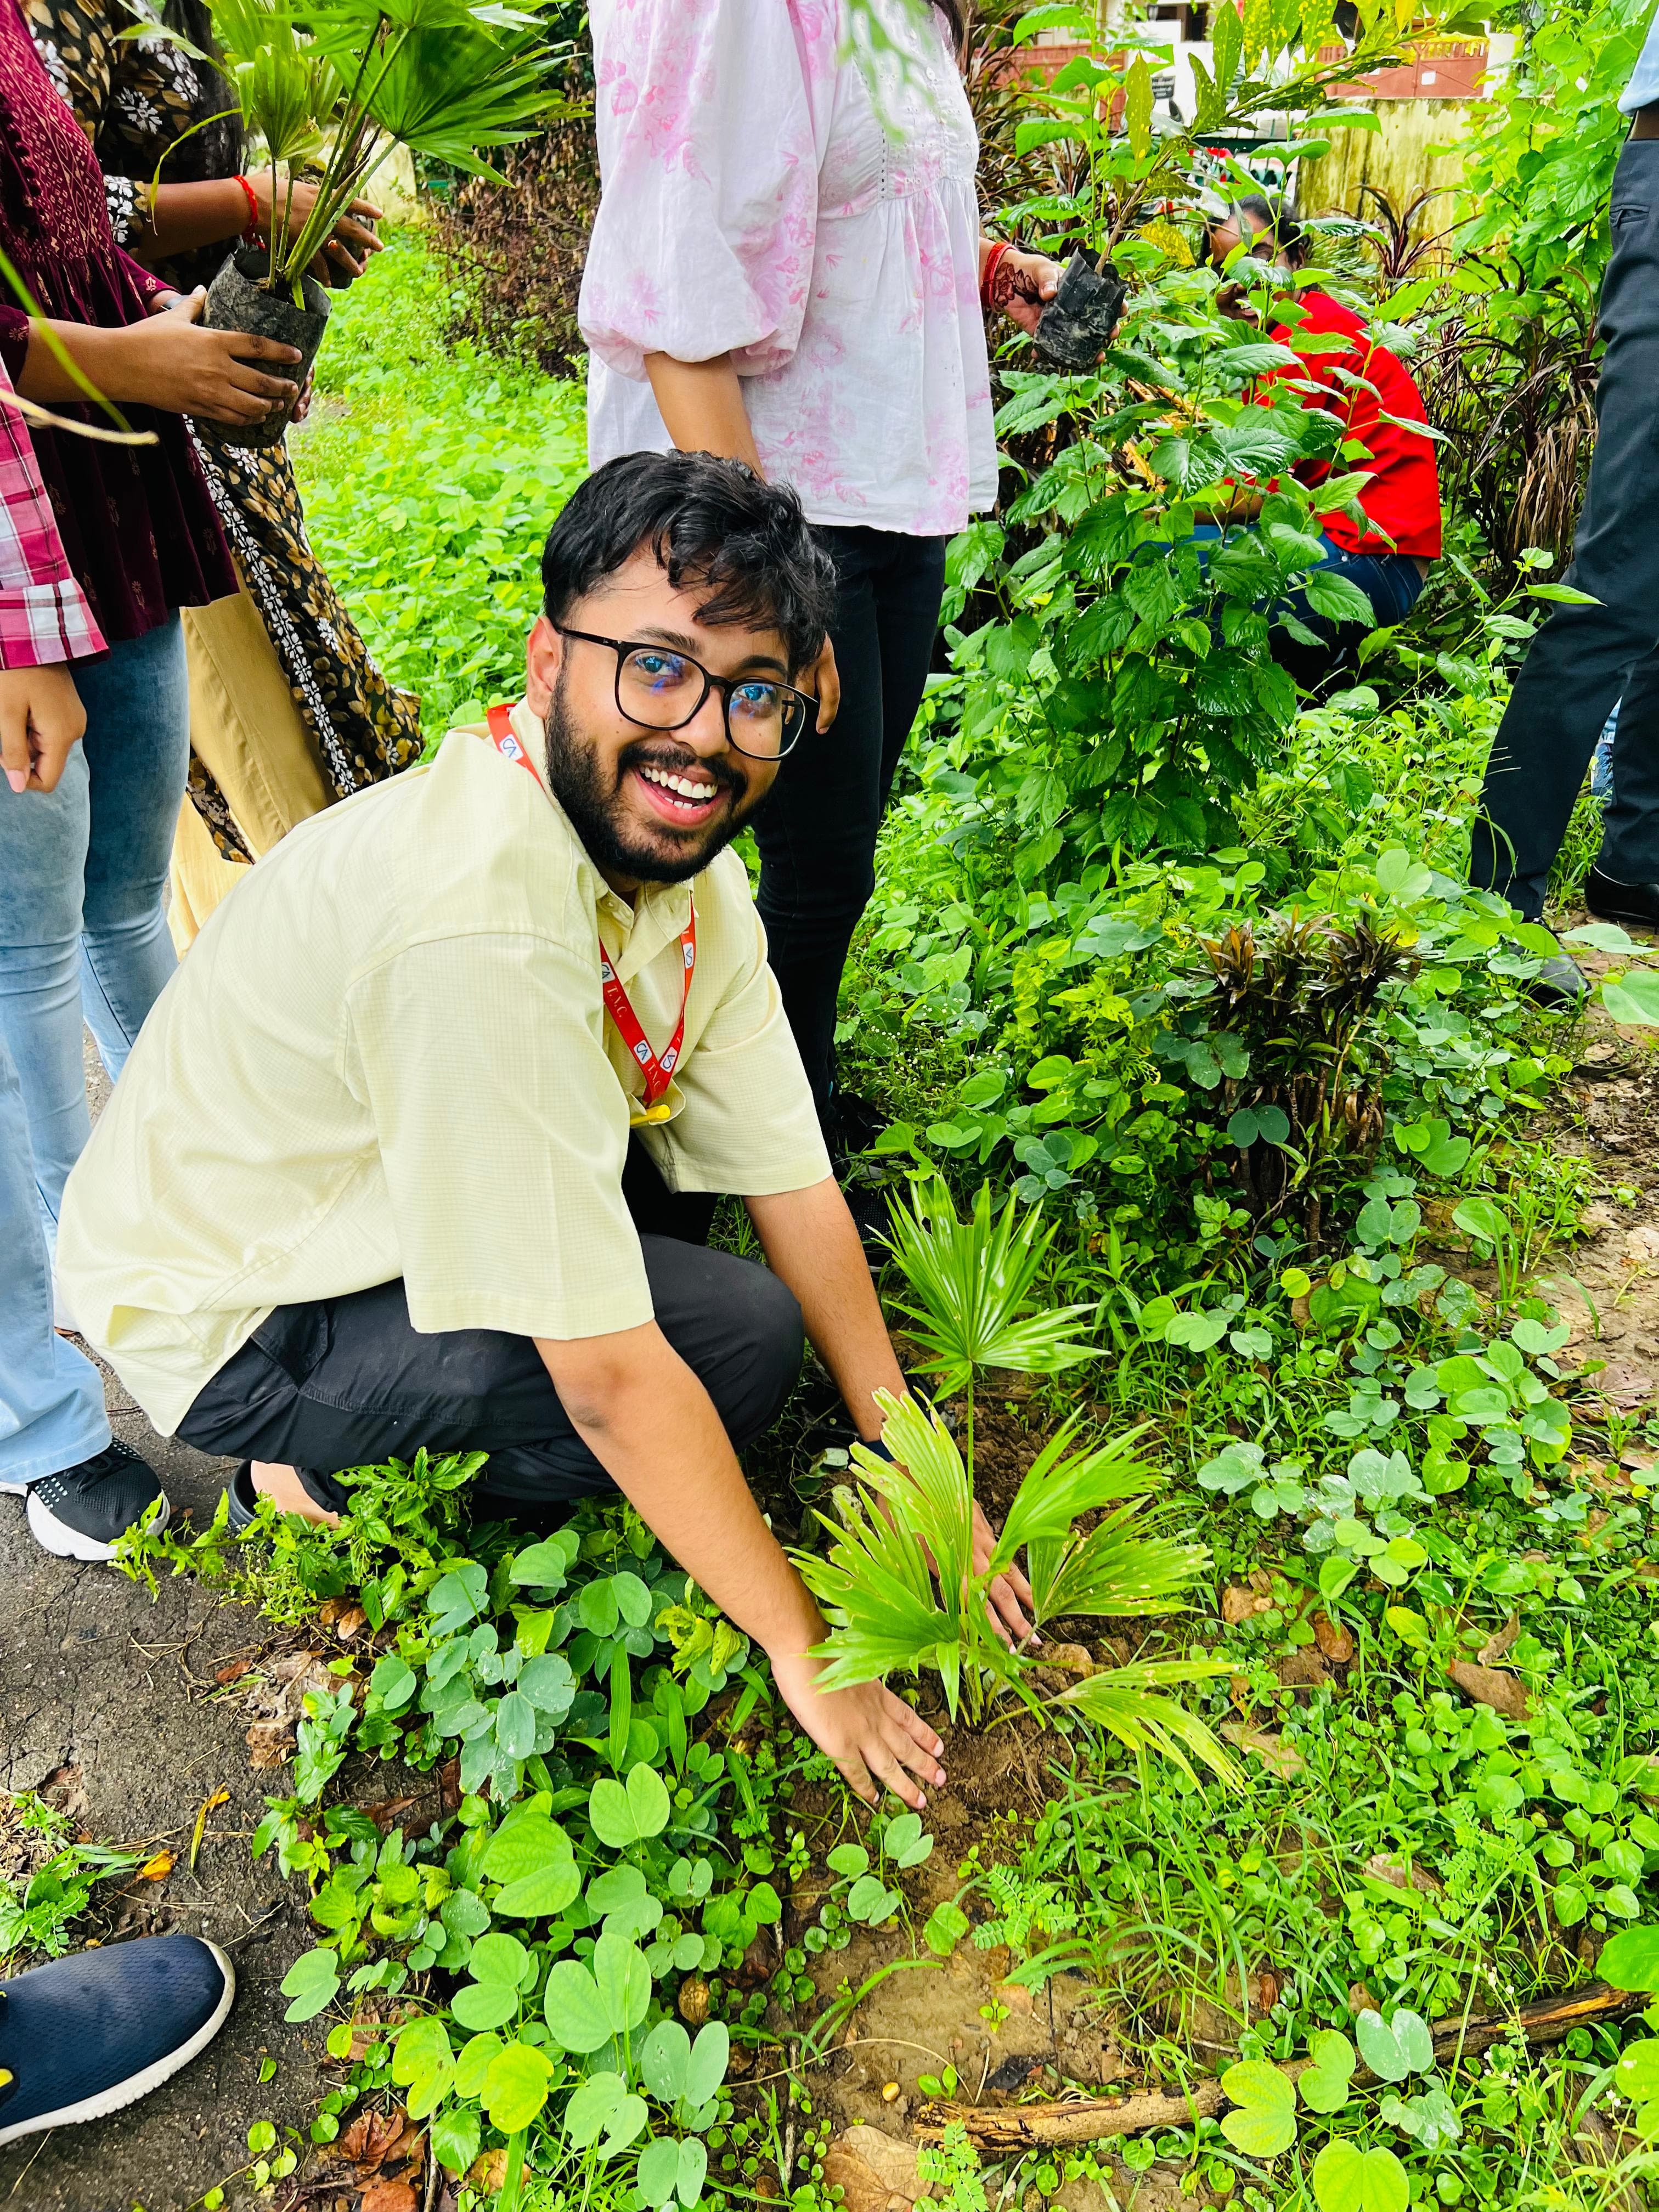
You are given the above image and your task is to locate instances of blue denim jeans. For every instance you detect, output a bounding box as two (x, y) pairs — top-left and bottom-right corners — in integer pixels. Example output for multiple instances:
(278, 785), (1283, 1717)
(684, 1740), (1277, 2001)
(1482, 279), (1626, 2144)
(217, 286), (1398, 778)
(0, 617), (188, 1242)
(1189, 524), (1426, 685)
(0, 1028), (108, 1485)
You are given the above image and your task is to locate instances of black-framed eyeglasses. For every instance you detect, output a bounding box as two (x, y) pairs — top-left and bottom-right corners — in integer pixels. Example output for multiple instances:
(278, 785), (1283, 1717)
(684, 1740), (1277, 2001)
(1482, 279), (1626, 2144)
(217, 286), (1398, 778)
(556, 626), (817, 761)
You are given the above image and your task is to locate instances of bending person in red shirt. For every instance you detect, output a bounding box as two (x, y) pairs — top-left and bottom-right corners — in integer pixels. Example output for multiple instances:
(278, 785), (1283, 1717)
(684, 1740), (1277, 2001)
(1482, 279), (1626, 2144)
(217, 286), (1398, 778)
(1204, 194), (1441, 688)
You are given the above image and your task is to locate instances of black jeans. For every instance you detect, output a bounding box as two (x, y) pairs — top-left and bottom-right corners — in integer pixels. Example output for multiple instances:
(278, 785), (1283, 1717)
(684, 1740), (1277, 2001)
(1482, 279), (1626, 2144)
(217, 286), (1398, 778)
(176, 1145), (804, 1511)
(1473, 138), (1659, 918)
(753, 524), (947, 1131)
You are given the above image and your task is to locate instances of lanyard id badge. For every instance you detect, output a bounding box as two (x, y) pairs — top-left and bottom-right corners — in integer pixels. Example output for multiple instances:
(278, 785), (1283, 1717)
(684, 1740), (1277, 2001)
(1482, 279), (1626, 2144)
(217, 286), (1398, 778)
(487, 702), (696, 1126)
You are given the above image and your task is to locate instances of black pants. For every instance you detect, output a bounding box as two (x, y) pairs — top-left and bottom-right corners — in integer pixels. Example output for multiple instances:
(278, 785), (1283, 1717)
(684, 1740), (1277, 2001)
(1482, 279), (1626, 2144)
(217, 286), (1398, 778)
(176, 1146), (804, 1511)
(1473, 138), (1659, 918)
(753, 524), (947, 1131)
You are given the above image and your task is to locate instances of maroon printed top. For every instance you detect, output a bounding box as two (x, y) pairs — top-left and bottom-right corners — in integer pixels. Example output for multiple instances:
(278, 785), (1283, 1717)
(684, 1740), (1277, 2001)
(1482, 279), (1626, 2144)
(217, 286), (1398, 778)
(0, 0), (234, 641)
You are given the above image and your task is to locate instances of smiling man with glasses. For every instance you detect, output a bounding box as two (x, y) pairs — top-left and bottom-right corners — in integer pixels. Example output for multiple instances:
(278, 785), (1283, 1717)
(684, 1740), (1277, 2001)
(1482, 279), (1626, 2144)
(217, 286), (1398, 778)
(57, 450), (1031, 1809)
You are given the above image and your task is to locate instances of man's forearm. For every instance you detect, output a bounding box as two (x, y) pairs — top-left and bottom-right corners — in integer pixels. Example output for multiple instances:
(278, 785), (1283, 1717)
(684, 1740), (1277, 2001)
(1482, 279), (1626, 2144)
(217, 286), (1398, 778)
(536, 1321), (822, 1656)
(746, 1178), (906, 1441)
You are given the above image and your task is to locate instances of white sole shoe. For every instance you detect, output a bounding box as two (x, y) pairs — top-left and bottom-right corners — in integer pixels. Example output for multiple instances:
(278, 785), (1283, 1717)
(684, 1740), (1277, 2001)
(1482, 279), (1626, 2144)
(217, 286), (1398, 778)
(0, 1941), (235, 2145)
(26, 1483), (170, 1562)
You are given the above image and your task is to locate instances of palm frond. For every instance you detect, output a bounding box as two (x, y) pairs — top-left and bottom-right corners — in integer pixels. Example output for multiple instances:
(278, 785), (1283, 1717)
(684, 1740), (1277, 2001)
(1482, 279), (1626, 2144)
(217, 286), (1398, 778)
(883, 1176), (1099, 1392)
(1030, 1513), (1210, 1623)
(1055, 1660), (1240, 1788)
(997, 1417), (1161, 1567)
(853, 1391), (974, 1601)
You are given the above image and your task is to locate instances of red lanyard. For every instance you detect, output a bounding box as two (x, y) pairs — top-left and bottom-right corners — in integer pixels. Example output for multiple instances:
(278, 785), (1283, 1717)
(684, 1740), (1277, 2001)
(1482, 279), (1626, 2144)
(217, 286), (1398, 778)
(487, 703), (695, 1125)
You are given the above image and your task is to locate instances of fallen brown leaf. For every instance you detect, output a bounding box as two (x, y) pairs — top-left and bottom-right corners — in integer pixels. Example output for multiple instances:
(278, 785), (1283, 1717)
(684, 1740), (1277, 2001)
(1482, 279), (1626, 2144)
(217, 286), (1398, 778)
(1364, 1853), (1443, 1897)
(245, 1719), (296, 1769)
(1220, 1723), (1304, 1778)
(1476, 1612), (1521, 1668)
(358, 2186), (418, 2212)
(214, 1658), (253, 1685)
(1312, 1613), (1355, 1664)
(1447, 1659), (1531, 1721)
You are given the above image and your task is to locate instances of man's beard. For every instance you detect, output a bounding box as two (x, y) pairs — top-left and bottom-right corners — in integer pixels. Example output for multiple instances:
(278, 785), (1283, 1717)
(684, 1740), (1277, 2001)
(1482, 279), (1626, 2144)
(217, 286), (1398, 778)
(542, 677), (755, 884)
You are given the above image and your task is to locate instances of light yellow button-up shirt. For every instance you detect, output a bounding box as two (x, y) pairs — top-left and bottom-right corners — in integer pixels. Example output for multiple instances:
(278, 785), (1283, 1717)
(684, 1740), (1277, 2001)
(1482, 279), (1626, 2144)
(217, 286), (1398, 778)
(58, 701), (831, 1437)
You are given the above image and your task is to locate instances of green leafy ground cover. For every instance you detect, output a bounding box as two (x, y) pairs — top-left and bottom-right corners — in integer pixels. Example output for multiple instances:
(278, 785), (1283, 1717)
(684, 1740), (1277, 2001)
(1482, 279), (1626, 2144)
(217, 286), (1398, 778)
(112, 78), (1659, 2212)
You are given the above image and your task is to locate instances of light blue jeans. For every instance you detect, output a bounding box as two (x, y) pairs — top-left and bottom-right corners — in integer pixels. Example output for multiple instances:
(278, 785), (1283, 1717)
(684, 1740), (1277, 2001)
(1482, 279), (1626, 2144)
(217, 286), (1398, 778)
(0, 616), (189, 1486)
(0, 1029), (106, 1483)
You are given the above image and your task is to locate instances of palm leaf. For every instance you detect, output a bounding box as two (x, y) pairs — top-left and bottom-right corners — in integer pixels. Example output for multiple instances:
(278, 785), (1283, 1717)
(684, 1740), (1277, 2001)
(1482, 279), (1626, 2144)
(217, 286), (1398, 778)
(883, 1177), (1099, 1393)
(1029, 1511), (1210, 1623)
(996, 1417), (1162, 1568)
(1054, 1659), (1240, 1788)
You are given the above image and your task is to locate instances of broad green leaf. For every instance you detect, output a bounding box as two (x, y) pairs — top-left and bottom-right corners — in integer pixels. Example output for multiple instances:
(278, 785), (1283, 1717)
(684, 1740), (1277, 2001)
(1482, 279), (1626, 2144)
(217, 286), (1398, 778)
(469, 1932), (530, 1985)
(564, 2069), (646, 2152)
(542, 1959), (613, 2053)
(482, 2039), (554, 2130)
(640, 2018), (690, 2102)
(1218, 2059), (1297, 2156)
(279, 1946), (340, 2023)
(592, 1930), (651, 2038)
(637, 2136), (681, 2209)
(589, 1761), (671, 1847)
(1601, 969), (1659, 1025)
(924, 1900), (970, 1956)
(1312, 2140), (1409, 2212)
(685, 2019), (730, 2107)
(450, 1978), (518, 2032)
(1599, 1926), (1659, 1991)
(429, 2104), (481, 2179)
(1297, 2029), (1355, 2113)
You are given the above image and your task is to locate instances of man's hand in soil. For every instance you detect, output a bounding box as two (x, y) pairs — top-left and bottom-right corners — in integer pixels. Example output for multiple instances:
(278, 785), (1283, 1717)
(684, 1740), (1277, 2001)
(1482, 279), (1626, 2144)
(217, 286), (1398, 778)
(769, 1649), (945, 1809)
(973, 1500), (1036, 1647)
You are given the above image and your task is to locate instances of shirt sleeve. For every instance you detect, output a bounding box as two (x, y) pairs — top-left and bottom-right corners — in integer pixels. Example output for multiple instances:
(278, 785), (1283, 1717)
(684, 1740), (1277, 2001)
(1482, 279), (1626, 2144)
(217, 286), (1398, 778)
(579, 0), (826, 381)
(347, 931), (657, 1343)
(0, 357), (108, 668)
(646, 889), (833, 1199)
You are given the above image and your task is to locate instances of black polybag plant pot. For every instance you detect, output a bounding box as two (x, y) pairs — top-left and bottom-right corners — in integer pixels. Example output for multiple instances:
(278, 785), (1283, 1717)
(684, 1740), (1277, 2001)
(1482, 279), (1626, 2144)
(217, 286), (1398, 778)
(198, 246), (330, 449)
(1035, 251), (1127, 371)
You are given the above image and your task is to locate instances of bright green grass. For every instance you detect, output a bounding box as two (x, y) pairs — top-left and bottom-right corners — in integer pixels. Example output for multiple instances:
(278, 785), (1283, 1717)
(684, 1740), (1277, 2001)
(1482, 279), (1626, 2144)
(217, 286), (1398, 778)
(291, 229), (585, 741)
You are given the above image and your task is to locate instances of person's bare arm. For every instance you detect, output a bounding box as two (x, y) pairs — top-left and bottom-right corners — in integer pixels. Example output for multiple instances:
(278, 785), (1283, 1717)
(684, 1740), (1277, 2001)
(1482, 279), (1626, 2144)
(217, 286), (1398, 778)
(641, 353), (839, 728)
(535, 1317), (944, 1807)
(126, 176), (383, 281)
(643, 351), (763, 472)
(18, 293), (300, 427)
(744, 1177), (1034, 1641)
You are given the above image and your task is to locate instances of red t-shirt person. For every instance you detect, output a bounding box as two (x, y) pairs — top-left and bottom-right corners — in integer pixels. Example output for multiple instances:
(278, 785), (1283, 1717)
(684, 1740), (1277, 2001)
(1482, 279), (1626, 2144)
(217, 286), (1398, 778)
(1266, 289), (1442, 561)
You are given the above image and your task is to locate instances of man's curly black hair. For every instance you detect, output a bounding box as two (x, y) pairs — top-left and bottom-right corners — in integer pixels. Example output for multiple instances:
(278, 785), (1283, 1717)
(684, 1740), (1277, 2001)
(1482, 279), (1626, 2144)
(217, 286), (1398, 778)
(540, 450), (837, 676)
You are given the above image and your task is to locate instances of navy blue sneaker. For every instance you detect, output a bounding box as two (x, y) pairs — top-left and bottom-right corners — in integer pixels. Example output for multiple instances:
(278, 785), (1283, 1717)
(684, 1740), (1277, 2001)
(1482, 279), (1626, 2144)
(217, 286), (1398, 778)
(0, 1936), (235, 2145)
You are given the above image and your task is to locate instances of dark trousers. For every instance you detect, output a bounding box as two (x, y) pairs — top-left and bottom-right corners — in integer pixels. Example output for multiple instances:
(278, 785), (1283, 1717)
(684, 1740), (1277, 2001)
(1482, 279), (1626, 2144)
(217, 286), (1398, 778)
(1473, 138), (1659, 918)
(753, 524), (947, 1132)
(176, 1145), (804, 1511)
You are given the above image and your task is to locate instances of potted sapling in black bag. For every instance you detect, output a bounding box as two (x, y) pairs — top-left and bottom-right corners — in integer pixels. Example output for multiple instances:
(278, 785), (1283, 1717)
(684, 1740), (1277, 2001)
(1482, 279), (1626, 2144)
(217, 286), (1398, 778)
(170, 0), (551, 445)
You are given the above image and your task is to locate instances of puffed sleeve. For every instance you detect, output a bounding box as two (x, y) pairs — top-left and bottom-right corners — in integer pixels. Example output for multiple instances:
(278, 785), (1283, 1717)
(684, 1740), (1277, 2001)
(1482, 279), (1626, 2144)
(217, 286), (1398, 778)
(579, 0), (830, 381)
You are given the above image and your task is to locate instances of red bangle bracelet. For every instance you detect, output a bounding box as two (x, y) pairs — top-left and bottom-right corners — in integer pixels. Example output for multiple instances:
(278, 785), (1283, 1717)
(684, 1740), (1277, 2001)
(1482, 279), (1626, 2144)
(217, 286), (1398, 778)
(233, 174), (262, 241)
(979, 240), (1011, 312)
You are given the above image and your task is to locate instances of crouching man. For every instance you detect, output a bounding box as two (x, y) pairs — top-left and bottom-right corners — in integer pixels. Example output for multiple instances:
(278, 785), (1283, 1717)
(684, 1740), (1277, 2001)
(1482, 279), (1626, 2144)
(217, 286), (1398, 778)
(58, 452), (1028, 1805)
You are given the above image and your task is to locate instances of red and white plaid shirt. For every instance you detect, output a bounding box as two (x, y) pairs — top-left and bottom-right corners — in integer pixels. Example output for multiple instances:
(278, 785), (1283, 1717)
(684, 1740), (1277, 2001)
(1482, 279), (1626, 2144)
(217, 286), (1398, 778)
(0, 359), (105, 670)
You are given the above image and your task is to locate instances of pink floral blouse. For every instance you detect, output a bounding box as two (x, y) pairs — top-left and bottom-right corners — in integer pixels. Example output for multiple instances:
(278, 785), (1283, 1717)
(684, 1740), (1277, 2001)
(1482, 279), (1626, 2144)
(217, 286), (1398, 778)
(580, 0), (997, 538)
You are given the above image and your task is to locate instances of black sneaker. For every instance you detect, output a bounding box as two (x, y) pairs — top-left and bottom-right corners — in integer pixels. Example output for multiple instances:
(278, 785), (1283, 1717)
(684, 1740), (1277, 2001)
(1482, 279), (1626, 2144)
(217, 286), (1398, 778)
(0, 1936), (235, 2146)
(19, 1439), (170, 1562)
